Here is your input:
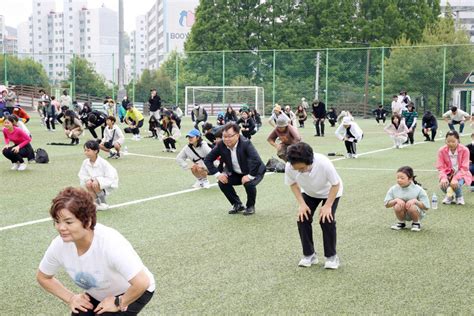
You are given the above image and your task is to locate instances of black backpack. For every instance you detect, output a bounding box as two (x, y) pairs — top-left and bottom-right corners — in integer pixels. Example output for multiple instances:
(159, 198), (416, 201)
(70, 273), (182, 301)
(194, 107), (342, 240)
(265, 157), (286, 173)
(35, 148), (49, 163)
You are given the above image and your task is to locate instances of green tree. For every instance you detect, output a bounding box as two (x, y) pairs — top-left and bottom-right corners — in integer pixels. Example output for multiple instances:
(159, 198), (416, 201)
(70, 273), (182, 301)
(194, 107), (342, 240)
(64, 57), (109, 98)
(0, 55), (49, 88)
(384, 12), (474, 114)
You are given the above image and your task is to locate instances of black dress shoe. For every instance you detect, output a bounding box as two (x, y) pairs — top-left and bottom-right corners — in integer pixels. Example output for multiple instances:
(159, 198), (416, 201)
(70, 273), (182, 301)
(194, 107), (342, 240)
(229, 204), (245, 214)
(243, 206), (255, 215)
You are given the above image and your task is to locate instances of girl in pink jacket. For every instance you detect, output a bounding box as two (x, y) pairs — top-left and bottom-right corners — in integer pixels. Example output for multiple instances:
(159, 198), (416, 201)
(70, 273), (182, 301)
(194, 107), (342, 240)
(436, 130), (472, 205)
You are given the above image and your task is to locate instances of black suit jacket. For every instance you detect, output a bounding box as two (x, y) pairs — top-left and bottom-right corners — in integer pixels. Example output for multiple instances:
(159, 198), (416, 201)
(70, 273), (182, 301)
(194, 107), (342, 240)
(204, 136), (266, 177)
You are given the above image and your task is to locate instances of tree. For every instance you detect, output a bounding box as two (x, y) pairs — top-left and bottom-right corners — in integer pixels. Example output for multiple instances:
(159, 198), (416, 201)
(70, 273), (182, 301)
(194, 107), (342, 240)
(64, 57), (109, 98)
(384, 11), (474, 114)
(0, 55), (49, 88)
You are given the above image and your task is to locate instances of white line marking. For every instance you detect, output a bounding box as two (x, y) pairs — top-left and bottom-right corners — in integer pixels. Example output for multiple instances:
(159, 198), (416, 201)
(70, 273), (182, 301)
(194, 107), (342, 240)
(125, 152), (176, 160)
(335, 167), (437, 172)
(0, 134), (454, 232)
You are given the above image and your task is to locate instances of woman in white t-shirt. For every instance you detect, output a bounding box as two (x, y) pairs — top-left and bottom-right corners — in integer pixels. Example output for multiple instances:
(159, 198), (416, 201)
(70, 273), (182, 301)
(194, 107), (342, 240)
(37, 187), (155, 315)
(285, 142), (343, 270)
(99, 116), (125, 159)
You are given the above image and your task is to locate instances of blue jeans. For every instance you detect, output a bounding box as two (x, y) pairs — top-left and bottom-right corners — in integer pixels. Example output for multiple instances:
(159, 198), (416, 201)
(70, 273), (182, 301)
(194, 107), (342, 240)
(448, 120), (464, 133)
(441, 179), (465, 197)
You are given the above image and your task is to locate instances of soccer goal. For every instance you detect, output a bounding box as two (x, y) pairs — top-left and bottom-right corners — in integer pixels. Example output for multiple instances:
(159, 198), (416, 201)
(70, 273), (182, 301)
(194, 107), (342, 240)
(185, 86), (265, 117)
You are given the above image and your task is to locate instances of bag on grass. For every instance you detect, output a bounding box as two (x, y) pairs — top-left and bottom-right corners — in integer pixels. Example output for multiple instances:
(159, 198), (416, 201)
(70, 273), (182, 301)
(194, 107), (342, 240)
(265, 157), (285, 173)
(35, 148), (49, 163)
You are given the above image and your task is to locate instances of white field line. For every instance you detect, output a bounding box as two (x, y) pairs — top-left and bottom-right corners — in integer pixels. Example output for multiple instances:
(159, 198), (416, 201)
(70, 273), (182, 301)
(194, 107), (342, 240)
(335, 167), (437, 172)
(125, 152), (176, 160)
(0, 135), (452, 232)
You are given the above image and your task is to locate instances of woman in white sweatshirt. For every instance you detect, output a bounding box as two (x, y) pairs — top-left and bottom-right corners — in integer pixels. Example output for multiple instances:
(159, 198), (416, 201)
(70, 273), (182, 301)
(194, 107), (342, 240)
(99, 116), (125, 159)
(78, 140), (119, 210)
(335, 116), (363, 158)
(176, 128), (212, 189)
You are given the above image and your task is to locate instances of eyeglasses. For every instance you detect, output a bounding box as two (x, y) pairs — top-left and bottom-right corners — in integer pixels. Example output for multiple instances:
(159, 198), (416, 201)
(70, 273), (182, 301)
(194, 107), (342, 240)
(223, 133), (238, 139)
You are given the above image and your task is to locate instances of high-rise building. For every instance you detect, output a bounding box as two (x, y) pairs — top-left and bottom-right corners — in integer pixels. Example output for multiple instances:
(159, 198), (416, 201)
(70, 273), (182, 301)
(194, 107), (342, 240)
(143, 0), (199, 70)
(441, 0), (474, 43)
(17, 0), (118, 84)
(130, 15), (147, 79)
(0, 16), (18, 55)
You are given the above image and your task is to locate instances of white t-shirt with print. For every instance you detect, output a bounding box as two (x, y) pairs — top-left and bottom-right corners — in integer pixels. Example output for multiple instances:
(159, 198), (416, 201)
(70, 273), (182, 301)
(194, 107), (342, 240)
(39, 223), (155, 301)
(285, 153), (343, 199)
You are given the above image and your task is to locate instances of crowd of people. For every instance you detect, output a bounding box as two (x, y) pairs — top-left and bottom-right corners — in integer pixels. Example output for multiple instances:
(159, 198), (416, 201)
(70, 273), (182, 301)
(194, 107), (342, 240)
(1, 86), (473, 314)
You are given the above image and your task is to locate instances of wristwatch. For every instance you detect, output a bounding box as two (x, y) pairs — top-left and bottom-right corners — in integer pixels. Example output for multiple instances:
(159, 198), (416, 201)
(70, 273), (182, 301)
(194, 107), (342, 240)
(114, 296), (121, 309)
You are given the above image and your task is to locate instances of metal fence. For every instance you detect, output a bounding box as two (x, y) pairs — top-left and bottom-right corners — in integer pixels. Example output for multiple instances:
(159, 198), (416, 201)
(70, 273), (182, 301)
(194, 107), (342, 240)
(1, 44), (473, 116)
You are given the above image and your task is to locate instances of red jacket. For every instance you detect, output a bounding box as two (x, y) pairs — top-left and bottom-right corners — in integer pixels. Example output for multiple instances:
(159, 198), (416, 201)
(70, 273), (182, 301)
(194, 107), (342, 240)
(436, 144), (472, 184)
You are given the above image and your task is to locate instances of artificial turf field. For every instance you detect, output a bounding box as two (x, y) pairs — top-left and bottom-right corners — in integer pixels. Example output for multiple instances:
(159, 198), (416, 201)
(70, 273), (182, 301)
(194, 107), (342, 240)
(1, 113), (473, 314)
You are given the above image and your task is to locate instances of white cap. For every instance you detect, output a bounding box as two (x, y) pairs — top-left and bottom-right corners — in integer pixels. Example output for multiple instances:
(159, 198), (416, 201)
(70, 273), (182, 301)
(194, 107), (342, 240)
(342, 116), (352, 125)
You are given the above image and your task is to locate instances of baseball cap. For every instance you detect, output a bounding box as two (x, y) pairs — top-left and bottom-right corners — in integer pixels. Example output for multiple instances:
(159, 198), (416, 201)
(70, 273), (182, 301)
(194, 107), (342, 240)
(276, 116), (289, 128)
(342, 116), (352, 125)
(186, 128), (201, 138)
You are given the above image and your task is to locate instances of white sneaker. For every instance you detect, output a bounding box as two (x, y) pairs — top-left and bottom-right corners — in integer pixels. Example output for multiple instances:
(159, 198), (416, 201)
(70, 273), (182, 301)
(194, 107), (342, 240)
(17, 163), (27, 171)
(298, 253), (318, 267)
(345, 153), (352, 159)
(324, 255), (340, 269)
(136, 134), (141, 141)
(352, 154), (358, 159)
(96, 203), (109, 211)
(201, 179), (211, 189)
(170, 148), (176, 153)
(455, 197), (465, 205)
(411, 222), (421, 232)
(442, 196), (453, 205)
(192, 180), (202, 189)
(11, 163), (20, 170)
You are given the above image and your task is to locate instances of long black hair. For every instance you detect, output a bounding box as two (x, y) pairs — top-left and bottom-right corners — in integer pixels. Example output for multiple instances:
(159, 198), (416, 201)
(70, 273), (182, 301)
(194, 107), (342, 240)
(397, 166), (421, 187)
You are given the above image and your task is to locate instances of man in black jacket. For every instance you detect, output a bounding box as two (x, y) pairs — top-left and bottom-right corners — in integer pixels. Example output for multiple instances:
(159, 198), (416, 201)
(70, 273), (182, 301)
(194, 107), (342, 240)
(421, 111), (437, 141)
(87, 110), (108, 140)
(204, 123), (266, 215)
(149, 88), (162, 120)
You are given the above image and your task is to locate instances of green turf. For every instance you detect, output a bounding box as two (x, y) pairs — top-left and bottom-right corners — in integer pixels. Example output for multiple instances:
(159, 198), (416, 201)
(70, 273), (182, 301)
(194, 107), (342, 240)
(0, 114), (473, 314)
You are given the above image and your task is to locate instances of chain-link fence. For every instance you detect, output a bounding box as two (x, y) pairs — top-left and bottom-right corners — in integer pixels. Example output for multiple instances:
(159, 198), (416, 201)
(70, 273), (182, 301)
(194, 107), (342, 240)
(1, 44), (473, 116)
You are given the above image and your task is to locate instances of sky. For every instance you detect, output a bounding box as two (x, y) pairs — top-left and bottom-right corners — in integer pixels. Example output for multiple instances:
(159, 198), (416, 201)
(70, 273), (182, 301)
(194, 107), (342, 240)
(0, 0), (156, 33)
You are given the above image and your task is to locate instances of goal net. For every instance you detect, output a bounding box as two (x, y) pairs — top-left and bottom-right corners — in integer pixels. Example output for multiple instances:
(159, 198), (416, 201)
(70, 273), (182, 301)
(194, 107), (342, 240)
(185, 86), (265, 117)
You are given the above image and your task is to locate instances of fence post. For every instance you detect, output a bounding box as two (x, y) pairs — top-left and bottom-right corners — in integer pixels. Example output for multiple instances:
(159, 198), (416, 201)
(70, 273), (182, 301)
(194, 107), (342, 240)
(325, 48), (328, 106)
(132, 52), (136, 104)
(222, 50), (225, 107)
(175, 53), (179, 107)
(112, 53), (115, 101)
(442, 45), (447, 113)
(381, 47), (384, 106)
(272, 49), (276, 107)
(72, 54), (76, 100)
(4, 53), (8, 86)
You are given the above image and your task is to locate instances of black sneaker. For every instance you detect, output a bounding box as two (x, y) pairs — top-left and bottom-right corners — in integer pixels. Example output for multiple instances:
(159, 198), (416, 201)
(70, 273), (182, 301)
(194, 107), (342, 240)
(229, 204), (245, 214)
(243, 206), (255, 216)
(390, 222), (406, 230)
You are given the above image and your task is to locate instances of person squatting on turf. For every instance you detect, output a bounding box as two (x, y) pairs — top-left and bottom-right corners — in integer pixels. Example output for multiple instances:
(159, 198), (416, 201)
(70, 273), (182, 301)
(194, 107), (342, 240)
(87, 110), (108, 140)
(161, 111), (181, 152)
(284, 105), (298, 127)
(295, 105), (307, 128)
(191, 103), (208, 130)
(267, 116), (301, 162)
(78, 140), (118, 211)
(236, 109), (256, 140)
(12, 106), (30, 123)
(384, 166), (430, 232)
(63, 110), (83, 145)
(176, 128), (212, 189)
(100, 116), (125, 159)
(2, 115), (34, 171)
(466, 133), (474, 191)
(124, 104), (145, 141)
(401, 102), (418, 145)
(372, 104), (388, 125)
(285, 142), (343, 269)
(204, 123), (266, 216)
(335, 116), (363, 158)
(311, 99), (326, 137)
(443, 106), (471, 134)
(384, 114), (409, 149)
(436, 131), (472, 206)
(421, 111), (438, 142)
(37, 187), (155, 315)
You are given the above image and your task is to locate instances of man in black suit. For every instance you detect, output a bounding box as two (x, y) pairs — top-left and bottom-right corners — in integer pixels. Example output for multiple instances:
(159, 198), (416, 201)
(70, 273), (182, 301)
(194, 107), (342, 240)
(204, 123), (266, 215)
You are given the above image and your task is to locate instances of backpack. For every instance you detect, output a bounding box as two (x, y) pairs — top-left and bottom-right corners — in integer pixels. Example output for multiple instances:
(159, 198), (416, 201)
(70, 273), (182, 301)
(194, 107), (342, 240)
(265, 157), (286, 173)
(35, 148), (49, 163)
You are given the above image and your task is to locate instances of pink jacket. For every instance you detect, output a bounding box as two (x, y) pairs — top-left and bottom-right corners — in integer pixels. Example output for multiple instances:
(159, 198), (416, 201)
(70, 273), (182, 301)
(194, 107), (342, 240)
(436, 144), (472, 184)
